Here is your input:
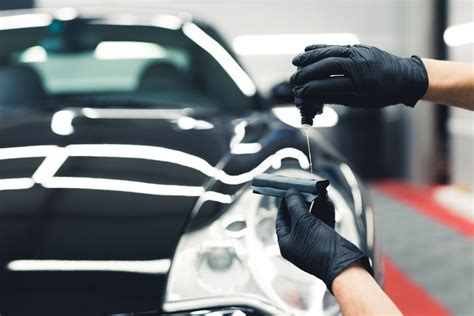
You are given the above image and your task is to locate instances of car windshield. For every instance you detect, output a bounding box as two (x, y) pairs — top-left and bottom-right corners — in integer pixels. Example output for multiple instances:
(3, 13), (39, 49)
(0, 18), (260, 111)
(21, 42), (190, 94)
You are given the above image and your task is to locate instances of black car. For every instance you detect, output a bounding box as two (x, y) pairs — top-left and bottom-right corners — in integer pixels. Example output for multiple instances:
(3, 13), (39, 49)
(0, 8), (382, 315)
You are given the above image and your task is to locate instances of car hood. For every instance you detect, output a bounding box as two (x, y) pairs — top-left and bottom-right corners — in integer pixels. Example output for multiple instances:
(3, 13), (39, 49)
(0, 107), (309, 261)
(0, 108), (232, 260)
(0, 107), (365, 315)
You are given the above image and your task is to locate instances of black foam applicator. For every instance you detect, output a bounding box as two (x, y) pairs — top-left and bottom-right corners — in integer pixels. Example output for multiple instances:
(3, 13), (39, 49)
(251, 174), (330, 203)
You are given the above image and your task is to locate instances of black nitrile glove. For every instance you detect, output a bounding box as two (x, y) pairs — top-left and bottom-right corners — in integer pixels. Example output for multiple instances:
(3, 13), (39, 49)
(276, 188), (373, 292)
(290, 44), (429, 108)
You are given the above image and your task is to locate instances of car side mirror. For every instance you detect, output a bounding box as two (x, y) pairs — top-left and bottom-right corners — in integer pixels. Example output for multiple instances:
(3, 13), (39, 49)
(268, 81), (294, 106)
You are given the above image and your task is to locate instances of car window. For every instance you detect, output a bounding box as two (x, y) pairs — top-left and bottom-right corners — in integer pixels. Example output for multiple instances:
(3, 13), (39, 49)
(17, 42), (189, 94)
(1, 22), (260, 110)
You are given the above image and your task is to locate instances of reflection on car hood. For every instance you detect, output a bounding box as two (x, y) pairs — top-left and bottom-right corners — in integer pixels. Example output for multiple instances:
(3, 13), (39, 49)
(0, 107), (311, 261)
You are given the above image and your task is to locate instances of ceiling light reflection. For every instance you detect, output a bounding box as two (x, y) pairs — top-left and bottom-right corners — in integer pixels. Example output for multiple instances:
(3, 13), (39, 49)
(153, 14), (183, 30)
(0, 178), (35, 191)
(7, 259), (171, 274)
(51, 110), (75, 135)
(340, 163), (362, 216)
(81, 108), (212, 130)
(67, 144), (218, 178)
(19, 46), (47, 63)
(0, 13), (52, 30)
(231, 143), (262, 155)
(41, 176), (231, 202)
(94, 41), (167, 60)
(230, 121), (247, 149)
(229, 121), (262, 154)
(43, 176), (204, 197)
(327, 185), (359, 245)
(65, 144), (309, 185)
(0, 145), (58, 160)
(215, 148), (309, 185)
(365, 206), (374, 249)
(444, 22), (474, 47)
(32, 148), (68, 183)
(201, 191), (233, 204)
(183, 22), (257, 97)
(54, 8), (78, 21)
(177, 117), (214, 130)
(81, 108), (188, 120)
(0, 144), (309, 191)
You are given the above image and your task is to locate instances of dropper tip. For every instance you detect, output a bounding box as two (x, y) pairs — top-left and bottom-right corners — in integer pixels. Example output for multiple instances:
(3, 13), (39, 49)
(300, 115), (314, 126)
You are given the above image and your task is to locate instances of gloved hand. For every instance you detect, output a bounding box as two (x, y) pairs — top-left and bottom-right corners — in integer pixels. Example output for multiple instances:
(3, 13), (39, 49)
(290, 44), (429, 108)
(276, 188), (373, 292)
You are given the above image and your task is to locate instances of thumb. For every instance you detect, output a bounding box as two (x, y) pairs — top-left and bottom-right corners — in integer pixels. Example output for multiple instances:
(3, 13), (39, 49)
(284, 188), (309, 226)
(276, 198), (291, 239)
(311, 196), (336, 229)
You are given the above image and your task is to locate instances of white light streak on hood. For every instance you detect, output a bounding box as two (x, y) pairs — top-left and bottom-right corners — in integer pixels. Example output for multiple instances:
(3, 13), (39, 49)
(229, 121), (262, 155)
(0, 178), (35, 191)
(31, 147), (69, 183)
(230, 143), (262, 155)
(65, 144), (309, 185)
(177, 117), (214, 130)
(81, 108), (188, 120)
(42, 176), (204, 197)
(50, 108), (213, 135)
(7, 259), (171, 274)
(0, 145), (58, 160)
(0, 144), (309, 195)
(51, 110), (75, 135)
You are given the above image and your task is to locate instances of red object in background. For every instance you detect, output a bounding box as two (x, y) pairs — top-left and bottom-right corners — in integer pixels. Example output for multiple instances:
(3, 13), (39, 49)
(375, 181), (474, 238)
(384, 257), (452, 316)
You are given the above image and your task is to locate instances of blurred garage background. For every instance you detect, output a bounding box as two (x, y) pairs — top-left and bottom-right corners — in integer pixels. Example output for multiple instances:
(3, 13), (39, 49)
(0, 0), (472, 315)
(8, 0), (469, 186)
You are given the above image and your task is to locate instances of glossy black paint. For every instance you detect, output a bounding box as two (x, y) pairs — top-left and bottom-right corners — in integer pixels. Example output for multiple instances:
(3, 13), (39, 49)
(0, 108), (358, 258)
(0, 109), (231, 260)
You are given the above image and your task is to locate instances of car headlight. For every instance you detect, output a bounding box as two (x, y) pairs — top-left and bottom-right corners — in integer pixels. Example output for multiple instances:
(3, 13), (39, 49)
(163, 169), (360, 315)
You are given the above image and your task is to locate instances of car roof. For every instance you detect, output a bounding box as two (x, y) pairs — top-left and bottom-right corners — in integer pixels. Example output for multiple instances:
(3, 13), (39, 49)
(0, 8), (225, 60)
(0, 7), (194, 21)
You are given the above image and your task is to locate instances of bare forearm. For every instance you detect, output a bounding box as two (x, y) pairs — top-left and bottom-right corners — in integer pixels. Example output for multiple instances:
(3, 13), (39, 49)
(332, 263), (402, 316)
(421, 59), (474, 110)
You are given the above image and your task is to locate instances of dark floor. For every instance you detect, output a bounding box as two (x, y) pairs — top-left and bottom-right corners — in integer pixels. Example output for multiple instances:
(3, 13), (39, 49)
(371, 184), (474, 315)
